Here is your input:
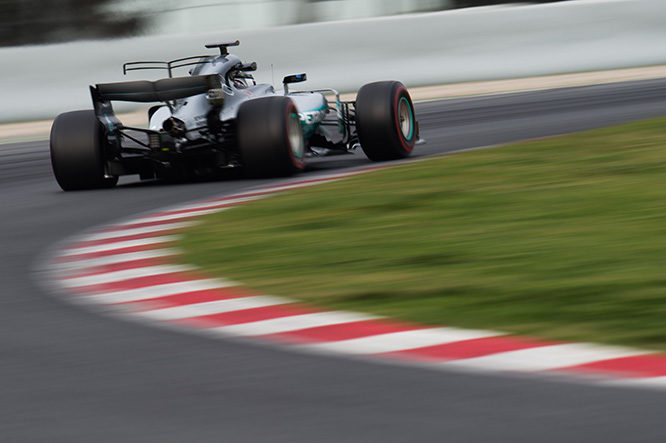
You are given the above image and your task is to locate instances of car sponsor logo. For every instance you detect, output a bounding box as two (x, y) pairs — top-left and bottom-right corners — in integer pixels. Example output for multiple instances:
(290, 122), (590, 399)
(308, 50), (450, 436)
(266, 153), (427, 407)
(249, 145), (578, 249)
(299, 108), (326, 126)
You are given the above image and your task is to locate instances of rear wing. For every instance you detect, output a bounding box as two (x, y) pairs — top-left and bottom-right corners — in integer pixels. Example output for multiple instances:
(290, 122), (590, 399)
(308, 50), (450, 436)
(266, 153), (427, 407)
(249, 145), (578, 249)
(93, 74), (221, 103)
(90, 74), (221, 132)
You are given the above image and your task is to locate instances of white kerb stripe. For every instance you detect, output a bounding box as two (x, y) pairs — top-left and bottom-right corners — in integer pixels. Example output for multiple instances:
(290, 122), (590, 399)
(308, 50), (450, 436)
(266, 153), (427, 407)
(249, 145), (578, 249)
(60, 235), (180, 256)
(85, 278), (236, 304)
(302, 327), (505, 355)
(442, 343), (649, 372)
(59, 264), (195, 289)
(52, 248), (181, 274)
(82, 221), (197, 242)
(133, 296), (292, 321)
(209, 311), (377, 337)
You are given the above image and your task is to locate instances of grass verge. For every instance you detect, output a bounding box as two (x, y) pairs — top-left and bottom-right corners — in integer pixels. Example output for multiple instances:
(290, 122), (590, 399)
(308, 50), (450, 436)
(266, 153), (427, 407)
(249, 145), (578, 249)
(179, 117), (666, 351)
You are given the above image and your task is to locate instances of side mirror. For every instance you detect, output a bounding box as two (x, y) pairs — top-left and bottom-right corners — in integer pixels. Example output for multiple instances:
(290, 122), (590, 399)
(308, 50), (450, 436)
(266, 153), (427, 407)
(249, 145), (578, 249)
(283, 73), (307, 93)
(283, 73), (307, 85)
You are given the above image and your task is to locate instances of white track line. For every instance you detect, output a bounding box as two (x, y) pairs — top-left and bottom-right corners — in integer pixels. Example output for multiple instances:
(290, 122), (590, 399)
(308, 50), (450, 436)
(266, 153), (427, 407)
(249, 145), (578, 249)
(83, 222), (198, 241)
(59, 264), (195, 289)
(84, 278), (237, 304)
(441, 343), (649, 372)
(132, 296), (292, 321)
(164, 195), (264, 212)
(209, 311), (377, 337)
(115, 208), (231, 226)
(301, 327), (505, 355)
(113, 178), (358, 227)
(247, 180), (344, 194)
(60, 235), (180, 256)
(113, 196), (264, 227)
(107, 182), (358, 228)
(604, 376), (666, 389)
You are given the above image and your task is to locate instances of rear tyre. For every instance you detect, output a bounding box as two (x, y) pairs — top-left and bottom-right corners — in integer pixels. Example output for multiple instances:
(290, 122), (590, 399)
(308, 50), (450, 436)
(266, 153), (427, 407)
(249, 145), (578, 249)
(50, 110), (118, 191)
(355, 81), (416, 161)
(237, 96), (305, 177)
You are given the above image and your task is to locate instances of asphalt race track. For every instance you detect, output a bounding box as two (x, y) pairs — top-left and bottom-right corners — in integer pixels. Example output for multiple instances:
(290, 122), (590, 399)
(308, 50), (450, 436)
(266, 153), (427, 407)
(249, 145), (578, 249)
(3, 79), (666, 442)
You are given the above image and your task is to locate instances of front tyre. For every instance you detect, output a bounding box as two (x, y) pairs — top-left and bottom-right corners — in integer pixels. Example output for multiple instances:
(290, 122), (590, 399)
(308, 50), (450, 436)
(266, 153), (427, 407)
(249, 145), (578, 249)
(355, 81), (416, 161)
(237, 96), (306, 177)
(50, 110), (118, 191)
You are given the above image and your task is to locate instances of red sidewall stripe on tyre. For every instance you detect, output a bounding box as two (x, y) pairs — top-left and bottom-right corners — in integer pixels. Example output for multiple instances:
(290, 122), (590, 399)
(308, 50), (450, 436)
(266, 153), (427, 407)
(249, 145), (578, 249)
(42, 164), (666, 390)
(394, 85), (415, 153)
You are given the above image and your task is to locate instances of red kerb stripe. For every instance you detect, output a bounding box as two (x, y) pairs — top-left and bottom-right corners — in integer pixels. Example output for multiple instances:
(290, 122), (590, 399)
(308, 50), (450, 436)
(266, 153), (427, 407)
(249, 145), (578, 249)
(263, 319), (417, 344)
(381, 336), (554, 362)
(558, 354), (666, 378)
(173, 303), (315, 328)
(120, 286), (259, 311)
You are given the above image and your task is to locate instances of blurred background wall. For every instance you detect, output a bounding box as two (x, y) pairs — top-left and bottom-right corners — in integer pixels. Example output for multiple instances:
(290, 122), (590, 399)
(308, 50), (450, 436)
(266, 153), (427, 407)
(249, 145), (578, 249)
(2, 0), (663, 122)
(0, 0), (568, 47)
(6, 0), (661, 123)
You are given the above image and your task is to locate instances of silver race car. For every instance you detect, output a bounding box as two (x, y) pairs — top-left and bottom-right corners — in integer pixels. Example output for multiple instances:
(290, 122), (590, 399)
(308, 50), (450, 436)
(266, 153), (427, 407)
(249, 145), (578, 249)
(50, 41), (420, 190)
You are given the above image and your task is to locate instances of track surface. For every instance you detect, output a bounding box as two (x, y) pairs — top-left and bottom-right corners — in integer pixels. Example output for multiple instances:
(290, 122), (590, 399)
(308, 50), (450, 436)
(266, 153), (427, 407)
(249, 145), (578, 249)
(3, 79), (666, 442)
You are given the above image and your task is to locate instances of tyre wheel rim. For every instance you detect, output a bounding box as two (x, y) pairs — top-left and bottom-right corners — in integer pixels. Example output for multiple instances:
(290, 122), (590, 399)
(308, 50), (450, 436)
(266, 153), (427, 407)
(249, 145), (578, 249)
(398, 97), (414, 140)
(288, 112), (305, 160)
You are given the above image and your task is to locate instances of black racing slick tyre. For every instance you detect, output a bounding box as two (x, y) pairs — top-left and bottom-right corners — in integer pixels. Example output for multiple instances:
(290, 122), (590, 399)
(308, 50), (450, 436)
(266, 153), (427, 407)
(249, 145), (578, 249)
(50, 110), (118, 191)
(355, 81), (417, 161)
(237, 96), (306, 177)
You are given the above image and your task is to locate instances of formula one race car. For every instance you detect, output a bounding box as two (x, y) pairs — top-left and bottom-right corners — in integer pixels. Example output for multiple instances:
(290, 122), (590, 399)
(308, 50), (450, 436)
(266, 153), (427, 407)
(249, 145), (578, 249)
(50, 41), (420, 190)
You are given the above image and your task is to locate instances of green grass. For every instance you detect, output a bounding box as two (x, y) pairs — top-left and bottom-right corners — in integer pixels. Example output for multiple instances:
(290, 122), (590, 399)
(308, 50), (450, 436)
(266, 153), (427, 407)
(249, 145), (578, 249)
(179, 117), (666, 351)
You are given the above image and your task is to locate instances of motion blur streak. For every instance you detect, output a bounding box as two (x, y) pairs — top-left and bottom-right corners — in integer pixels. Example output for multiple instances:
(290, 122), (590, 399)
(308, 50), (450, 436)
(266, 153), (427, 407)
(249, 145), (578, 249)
(43, 164), (666, 388)
(2, 83), (666, 441)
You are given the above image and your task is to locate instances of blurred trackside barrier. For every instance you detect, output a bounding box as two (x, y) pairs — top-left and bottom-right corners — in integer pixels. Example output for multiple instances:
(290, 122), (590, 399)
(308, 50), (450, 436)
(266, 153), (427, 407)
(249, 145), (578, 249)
(1, 0), (665, 122)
